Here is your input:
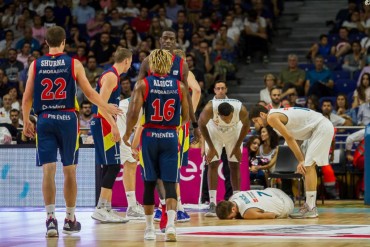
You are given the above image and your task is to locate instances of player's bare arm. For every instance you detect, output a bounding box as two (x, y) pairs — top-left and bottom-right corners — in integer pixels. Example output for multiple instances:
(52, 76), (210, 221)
(267, 113), (306, 174)
(22, 61), (36, 138)
(187, 71), (201, 112)
(198, 101), (219, 163)
(243, 208), (277, 219)
(124, 79), (146, 146)
(137, 57), (149, 81)
(230, 105), (250, 161)
(179, 81), (190, 125)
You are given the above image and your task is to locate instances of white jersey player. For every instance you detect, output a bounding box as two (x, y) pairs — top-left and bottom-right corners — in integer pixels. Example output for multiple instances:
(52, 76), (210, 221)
(216, 188), (294, 219)
(198, 98), (250, 217)
(117, 98), (145, 219)
(250, 105), (334, 219)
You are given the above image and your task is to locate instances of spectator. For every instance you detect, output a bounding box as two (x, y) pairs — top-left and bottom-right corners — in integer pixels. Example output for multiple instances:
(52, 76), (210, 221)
(42, 6), (57, 28)
(32, 15), (47, 45)
(8, 87), (20, 111)
(0, 69), (8, 100)
(352, 72), (370, 108)
(53, 0), (72, 28)
(72, 46), (87, 65)
(172, 10), (193, 40)
(306, 94), (321, 112)
(19, 55), (36, 95)
(0, 49), (24, 91)
(9, 108), (22, 130)
(84, 56), (104, 88)
(72, 0), (96, 38)
(210, 39), (236, 81)
(122, 0), (140, 18)
(260, 73), (276, 104)
(286, 88), (303, 107)
(332, 27), (351, 58)
(148, 17), (163, 42)
(9, 15), (27, 41)
(90, 22), (113, 48)
(212, 24), (236, 52)
(79, 101), (93, 139)
(305, 55), (334, 98)
(1, 3), (18, 29)
(224, 15), (240, 44)
(307, 34), (333, 61)
(342, 41), (365, 73)
(278, 54), (306, 96)
(16, 42), (31, 68)
(16, 116), (36, 144)
(29, 0), (46, 16)
(341, 10), (365, 34)
(267, 86), (282, 109)
(334, 93), (357, 125)
(0, 30), (15, 59)
(122, 27), (141, 52)
(158, 6), (172, 28)
(15, 27), (40, 53)
(88, 32), (116, 66)
(330, 0), (357, 33)
(200, 17), (217, 45)
(241, 9), (269, 64)
(256, 126), (279, 175)
(247, 135), (266, 187)
(86, 10), (106, 39)
(0, 94), (12, 123)
(166, 0), (184, 23)
(176, 28), (190, 52)
(321, 99), (353, 127)
(130, 7), (151, 38)
(109, 8), (127, 39)
(357, 102), (370, 125)
(65, 25), (87, 54)
(186, 54), (205, 87)
(120, 76), (132, 99)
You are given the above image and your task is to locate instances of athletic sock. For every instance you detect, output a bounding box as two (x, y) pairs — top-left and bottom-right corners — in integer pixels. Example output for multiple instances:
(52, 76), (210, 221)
(306, 191), (317, 210)
(209, 190), (217, 204)
(66, 206), (75, 221)
(126, 191), (136, 207)
(46, 204), (55, 219)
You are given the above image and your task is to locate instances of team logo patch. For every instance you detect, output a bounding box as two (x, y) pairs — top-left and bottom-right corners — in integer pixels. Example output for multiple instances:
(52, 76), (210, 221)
(176, 225), (370, 239)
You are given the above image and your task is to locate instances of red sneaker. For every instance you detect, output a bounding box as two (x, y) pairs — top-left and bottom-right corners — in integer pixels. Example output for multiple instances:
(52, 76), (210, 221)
(159, 205), (167, 232)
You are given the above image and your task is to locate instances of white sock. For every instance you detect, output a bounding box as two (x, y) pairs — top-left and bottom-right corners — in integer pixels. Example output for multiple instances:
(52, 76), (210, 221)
(209, 190), (217, 204)
(233, 190), (240, 194)
(167, 210), (176, 226)
(46, 204), (55, 219)
(126, 191), (136, 207)
(66, 206), (75, 221)
(306, 191), (317, 210)
(159, 198), (166, 206)
(145, 214), (154, 229)
(177, 197), (184, 211)
(106, 201), (112, 211)
(97, 198), (107, 209)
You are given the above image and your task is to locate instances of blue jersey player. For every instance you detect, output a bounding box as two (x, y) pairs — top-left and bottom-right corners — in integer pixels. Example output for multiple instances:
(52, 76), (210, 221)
(123, 49), (189, 242)
(22, 26), (121, 237)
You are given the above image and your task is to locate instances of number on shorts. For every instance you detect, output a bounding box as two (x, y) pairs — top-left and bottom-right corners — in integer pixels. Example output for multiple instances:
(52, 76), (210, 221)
(41, 78), (67, 100)
(151, 98), (176, 121)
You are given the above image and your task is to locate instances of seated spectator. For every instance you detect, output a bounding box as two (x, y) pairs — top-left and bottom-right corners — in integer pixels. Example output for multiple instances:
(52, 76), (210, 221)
(305, 55), (335, 98)
(334, 93), (357, 125)
(158, 6), (172, 28)
(121, 27), (141, 52)
(0, 94), (12, 123)
(224, 15), (240, 44)
(345, 129), (365, 199)
(109, 8), (127, 38)
(357, 101), (370, 125)
(172, 10), (193, 40)
(72, 46), (87, 66)
(65, 25), (88, 55)
(1, 3), (18, 29)
(84, 56), (104, 88)
(0, 126), (12, 144)
(9, 108), (22, 134)
(241, 9), (269, 64)
(0, 69), (8, 100)
(130, 7), (151, 39)
(286, 87), (303, 107)
(199, 17), (217, 45)
(0, 49), (24, 91)
(305, 94), (321, 112)
(16, 116), (36, 144)
(86, 10), (106, 39)
(341, 10), (365, 34)
(342, 41), (365, 73)
(122, 0), (140, 18)
(0, 30), (16, 59)
(17, 42), (31, 68)
(42, 6), (57, 28)
(19, 56), (36, 95)
(307, 34), (333, 61)
(278, 54), (306, 96)
(53, 0), (72, 29)
(120, 76), (132, 99)
(9, 16), (27, 41)
(32, 15), (47, 46)
(72, 0), (96, 39)
(332, 27), (351, 59)
(165, 0), (184, 23)
(88, 32), (116, 66)
(329, 0), (357, 34)
(260, 73), (277, 104)
(176, 28), (190, 52)
(210, 39), (236, 81)
(257, 126), (279, 174)
(15, 27), (40, 53)
(246, 135), (266, 187)
(8, 87), (20, 111)
(212, 24), (236, 53)
(352, 72), (370, 108)
(79, 101), (93, 142)
(267, 86), (283, 109)
(321, 99), (353, 127)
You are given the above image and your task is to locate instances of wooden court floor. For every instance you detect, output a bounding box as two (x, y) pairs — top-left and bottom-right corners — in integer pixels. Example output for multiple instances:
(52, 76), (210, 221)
(1, 200), (370, 247)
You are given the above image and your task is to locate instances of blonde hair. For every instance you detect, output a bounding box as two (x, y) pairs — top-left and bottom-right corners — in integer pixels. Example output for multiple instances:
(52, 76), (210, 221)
(148, 49), (173, 75)
(173, 49), (185, 58)
(114, 47), (132, 63)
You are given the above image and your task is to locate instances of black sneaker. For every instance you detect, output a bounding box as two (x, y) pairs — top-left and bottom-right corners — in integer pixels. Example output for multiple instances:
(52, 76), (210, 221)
(46, 217), (59, 238)
(62, 217), (81, 234)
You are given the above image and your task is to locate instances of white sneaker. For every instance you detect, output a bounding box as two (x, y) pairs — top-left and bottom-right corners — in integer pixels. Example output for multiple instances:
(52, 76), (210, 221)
(165, 225), (176, 242)
(126, 203), (145, 220)
(91, 207), (123, 223)
(144, 227), (156, 241)
(107, 209), (130, 223)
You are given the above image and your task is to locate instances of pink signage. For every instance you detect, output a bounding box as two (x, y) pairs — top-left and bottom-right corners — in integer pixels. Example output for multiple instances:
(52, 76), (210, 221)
(112, 148), (250, 207)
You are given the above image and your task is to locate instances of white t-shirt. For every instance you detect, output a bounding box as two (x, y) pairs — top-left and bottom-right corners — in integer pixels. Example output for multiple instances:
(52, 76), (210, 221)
(117, 98), (142, 139)
(268, 107), (325, 140)
(329, 112), (346, 126)
(244, 17), (266, 33)
(259, 87), (271, 104)
(210, 99), (242, 133)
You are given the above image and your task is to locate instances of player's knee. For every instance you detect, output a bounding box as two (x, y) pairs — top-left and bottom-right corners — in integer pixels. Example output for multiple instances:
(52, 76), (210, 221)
(163, 182), (177, 200)
(124, 161), (137, 171)
(208, 161), (219, 169)
(143, 181), (156, 205)
(101, 164), (120, 189)
(228, 162), (239, 170)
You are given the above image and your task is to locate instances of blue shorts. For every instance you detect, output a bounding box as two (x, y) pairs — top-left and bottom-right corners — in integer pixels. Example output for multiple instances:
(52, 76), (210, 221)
(91, 117), (120, 165)
(139, 128), (180, 182)
(36, 110), (79, 166)
(178, 122), (190, 167)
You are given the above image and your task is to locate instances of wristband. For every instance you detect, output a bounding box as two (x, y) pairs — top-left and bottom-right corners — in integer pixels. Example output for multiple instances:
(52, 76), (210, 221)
(192, 122), (199, 128)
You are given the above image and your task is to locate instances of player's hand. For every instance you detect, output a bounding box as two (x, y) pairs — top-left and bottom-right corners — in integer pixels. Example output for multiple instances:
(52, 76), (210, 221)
(105, 104), (123, 117)
(296, 162), (306, 175)
(23, 119), (35, 138)
(230, 146), (242, 162)
(191, 127), (202, 145)
(111, 125), (121, 142)
(250, 166), (258, 173)
(122, 132), (131, 147)
(131, 148), (139, 161)
(206, 147), (219, 164)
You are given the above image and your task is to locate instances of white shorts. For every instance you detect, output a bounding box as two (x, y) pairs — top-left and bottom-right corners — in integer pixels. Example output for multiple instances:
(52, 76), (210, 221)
(266, 188), (294, 218)
(302, 118), (334, 167)
(119, 142), (136, 164)
(205, 121), (242, 163)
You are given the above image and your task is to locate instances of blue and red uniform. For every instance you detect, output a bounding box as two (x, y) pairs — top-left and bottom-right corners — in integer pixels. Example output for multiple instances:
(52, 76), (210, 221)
(91, 66), (121, 165)
(34, 53), (79, 166)
(139, 74), (182, 182)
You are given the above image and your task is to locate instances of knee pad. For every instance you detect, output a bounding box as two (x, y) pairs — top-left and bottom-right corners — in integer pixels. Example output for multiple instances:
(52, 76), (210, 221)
(163, 182), (177, 200)
(101, 164), (120, 189)
(143, 181), (156, 205)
